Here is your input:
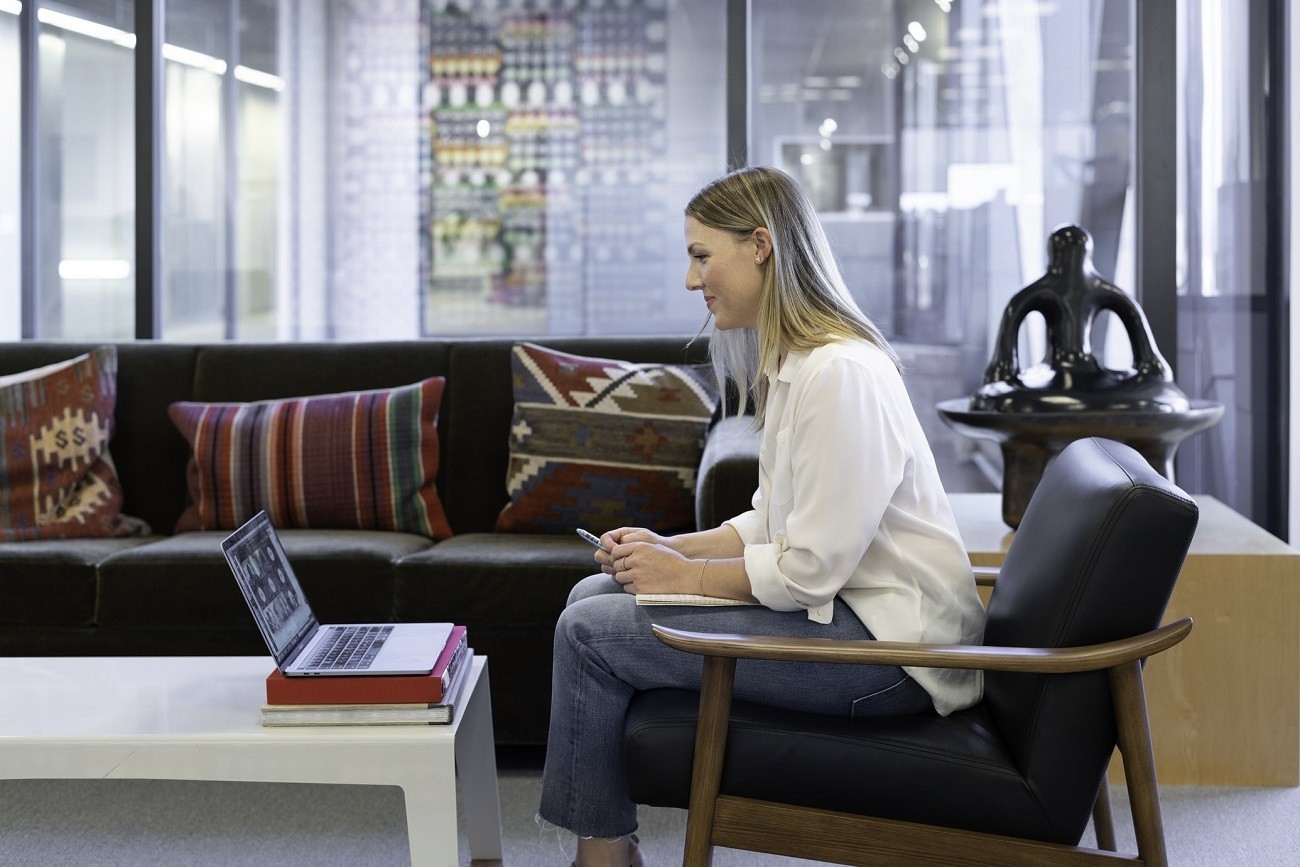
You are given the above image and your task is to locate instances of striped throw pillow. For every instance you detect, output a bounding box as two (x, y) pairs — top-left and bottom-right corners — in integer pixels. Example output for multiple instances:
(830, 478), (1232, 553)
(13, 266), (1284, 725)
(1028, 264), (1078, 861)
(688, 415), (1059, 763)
(494, 343), (718, 534)
(169, 378), (452, 539)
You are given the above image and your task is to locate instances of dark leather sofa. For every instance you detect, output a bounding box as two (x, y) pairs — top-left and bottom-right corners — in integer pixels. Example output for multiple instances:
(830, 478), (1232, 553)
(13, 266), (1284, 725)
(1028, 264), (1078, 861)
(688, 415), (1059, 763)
(0, 338), (759, 745)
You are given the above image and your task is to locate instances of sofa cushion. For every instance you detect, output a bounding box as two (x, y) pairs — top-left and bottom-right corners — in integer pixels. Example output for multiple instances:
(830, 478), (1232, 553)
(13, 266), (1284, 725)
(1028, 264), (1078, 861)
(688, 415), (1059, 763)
(95, 530), (433, 631)
(494, 343), (718, 534)
(0, 345), (149, 541)
(0, 537), (160, 627)
(169, 378), (453, 539)
(394, 532), (599, 623)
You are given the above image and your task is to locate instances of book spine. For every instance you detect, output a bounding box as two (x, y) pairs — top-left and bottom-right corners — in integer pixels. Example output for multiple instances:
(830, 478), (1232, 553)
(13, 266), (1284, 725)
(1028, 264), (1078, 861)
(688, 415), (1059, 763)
(442, 631), (469, 687)
(433, 625), (469, 685)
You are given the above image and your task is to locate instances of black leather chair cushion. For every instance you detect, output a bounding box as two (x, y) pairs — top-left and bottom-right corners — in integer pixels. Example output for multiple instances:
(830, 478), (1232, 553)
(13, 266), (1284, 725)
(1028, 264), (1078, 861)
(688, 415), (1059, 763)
(626, 688), (1060, 841)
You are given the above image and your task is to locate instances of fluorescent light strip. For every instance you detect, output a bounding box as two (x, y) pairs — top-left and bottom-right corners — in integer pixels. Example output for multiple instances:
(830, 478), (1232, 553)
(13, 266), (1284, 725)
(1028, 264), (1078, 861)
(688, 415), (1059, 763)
(59, 259), (131, 280)
(163, 43), (227, 75)
(7, 6), (282, 91)
(39, 8), (136, 47)
(234, 65), (284, 91)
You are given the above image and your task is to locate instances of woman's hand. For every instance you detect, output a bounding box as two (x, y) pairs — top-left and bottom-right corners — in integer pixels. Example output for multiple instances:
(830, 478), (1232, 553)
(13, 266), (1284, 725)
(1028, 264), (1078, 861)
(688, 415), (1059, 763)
(594, 527), (674, 576)
(606, 526), (674, 549)
(607, 538), (694, 596)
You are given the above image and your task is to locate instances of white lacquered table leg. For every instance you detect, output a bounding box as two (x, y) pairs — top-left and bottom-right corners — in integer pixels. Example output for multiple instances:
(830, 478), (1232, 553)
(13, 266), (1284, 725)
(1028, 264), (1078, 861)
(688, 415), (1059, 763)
(454, 662), (503, 863)
(401, 743), (462, 867)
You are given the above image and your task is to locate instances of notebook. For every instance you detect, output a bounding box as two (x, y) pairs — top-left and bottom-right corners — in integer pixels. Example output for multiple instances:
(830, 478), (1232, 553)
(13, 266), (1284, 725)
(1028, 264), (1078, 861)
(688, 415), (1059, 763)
(222, 511), (451, 677)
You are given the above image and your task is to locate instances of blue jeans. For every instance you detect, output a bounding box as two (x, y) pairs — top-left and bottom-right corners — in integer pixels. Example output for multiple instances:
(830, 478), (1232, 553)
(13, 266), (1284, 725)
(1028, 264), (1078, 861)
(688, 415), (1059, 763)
(537, 574), (932, 838)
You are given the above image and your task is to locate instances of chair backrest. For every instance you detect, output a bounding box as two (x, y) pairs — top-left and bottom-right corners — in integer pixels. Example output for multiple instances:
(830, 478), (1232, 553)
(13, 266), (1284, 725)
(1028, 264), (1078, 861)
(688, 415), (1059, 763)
(982, 437), (1198, 839)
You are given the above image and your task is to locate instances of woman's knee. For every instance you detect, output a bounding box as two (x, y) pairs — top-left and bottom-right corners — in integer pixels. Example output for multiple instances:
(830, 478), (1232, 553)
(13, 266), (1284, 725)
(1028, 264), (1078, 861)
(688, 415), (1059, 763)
(554, 591), (638, 654)
(566, 573), (623, 606)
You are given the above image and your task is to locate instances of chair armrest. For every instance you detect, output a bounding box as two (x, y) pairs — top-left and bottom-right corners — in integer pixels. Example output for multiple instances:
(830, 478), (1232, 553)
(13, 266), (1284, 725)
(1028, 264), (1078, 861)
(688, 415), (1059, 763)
(971, 565), (999, 587)
(695, 415), (760, 530)
(651, 617), (1192, 675)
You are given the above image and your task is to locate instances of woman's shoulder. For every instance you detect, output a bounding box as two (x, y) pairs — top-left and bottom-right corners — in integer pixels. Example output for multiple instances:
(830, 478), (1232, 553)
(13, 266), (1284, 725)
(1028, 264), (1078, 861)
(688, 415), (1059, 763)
(805, 338), (898, 376)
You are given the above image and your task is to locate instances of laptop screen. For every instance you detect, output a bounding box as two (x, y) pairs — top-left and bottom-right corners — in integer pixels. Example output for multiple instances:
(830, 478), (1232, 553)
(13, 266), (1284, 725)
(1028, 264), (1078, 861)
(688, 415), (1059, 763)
(221, 512), (318, 668)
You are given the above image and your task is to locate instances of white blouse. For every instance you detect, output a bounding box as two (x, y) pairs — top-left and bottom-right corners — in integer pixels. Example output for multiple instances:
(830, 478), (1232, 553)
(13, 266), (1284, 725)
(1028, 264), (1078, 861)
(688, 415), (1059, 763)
(724, 339), (985, 716)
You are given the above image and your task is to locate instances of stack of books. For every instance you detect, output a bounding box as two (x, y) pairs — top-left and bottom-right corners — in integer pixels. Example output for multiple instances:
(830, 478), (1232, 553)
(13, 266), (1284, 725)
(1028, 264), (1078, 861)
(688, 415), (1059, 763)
(260, 625), (473, 727)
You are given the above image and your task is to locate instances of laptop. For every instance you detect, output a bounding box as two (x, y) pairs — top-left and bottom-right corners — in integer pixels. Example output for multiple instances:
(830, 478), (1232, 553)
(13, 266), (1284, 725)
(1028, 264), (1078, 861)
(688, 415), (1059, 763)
(222, 511), (451, 677)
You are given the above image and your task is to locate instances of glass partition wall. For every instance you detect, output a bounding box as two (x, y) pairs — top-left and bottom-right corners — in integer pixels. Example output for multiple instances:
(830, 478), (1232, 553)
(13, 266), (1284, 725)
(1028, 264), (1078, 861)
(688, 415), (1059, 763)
(3, 0), (1290, 532)
(30, 1), (136, 339)
(0, 6), (18, 339)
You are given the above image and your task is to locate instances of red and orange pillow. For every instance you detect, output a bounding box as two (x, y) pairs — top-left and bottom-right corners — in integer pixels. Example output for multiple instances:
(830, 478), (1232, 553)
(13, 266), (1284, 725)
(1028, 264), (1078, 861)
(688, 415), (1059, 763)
(0, 346), (148, 541)
(169, 378), (453, 539)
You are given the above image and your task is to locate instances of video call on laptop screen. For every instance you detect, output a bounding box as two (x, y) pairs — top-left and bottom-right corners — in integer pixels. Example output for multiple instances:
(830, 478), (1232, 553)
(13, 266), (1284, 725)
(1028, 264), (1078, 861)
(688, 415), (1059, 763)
(225, 518), (316, 664)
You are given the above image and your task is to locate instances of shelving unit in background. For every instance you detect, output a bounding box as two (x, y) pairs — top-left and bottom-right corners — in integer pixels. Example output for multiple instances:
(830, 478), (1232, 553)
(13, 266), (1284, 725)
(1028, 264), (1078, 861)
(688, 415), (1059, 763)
(420, 0), (670, 335)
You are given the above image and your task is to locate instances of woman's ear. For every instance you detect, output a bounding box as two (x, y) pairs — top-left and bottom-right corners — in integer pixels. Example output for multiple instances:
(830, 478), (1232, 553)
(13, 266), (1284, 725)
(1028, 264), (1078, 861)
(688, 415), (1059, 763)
(752, 227), (772, 264)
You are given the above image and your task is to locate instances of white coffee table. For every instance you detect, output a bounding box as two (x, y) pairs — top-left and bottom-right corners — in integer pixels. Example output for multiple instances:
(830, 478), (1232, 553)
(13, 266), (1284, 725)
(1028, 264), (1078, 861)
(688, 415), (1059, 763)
(0, 654), (503, 866)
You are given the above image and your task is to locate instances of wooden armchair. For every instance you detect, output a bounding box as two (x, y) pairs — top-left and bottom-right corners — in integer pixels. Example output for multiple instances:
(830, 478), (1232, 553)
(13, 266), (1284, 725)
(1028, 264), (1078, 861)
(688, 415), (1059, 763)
(624, 437), (1198, 866)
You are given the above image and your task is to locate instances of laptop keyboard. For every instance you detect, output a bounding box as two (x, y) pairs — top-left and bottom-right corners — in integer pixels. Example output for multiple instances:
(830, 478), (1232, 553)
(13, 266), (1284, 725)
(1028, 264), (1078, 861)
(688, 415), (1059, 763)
(306, 625), (393, 671)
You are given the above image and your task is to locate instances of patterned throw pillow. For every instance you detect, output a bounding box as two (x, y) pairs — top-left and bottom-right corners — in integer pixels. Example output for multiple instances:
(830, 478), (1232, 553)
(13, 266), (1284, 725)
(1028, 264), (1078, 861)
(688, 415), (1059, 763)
(0, 345), (148, 540)
(169, 378), (453, 539)
(495, 343), (719, 534)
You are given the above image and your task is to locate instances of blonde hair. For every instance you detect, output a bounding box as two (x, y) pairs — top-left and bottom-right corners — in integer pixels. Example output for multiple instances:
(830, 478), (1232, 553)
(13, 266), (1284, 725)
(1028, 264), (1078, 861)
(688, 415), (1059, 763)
(685, 166), (898, 420)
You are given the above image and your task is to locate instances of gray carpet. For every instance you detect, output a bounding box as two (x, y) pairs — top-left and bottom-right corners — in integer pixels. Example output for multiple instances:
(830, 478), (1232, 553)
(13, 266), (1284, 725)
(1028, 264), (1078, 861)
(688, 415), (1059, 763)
(1, 756), (1297, 866)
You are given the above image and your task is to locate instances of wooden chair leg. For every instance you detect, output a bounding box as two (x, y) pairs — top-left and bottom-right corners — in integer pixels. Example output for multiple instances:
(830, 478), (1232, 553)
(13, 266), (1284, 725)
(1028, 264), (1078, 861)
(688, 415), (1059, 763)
(683, 655), (737, 867)
(1092, 779), (1116, 851)
(1110, 659), (1168, 867)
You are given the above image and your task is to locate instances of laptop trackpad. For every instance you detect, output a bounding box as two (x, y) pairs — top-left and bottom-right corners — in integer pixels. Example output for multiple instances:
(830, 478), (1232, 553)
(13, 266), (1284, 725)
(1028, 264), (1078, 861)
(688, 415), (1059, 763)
(372, 623), (446, 674)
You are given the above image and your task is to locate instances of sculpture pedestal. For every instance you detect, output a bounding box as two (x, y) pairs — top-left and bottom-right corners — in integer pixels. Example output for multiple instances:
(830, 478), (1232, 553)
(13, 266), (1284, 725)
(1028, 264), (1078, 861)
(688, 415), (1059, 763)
(937, 398), (1225, 528)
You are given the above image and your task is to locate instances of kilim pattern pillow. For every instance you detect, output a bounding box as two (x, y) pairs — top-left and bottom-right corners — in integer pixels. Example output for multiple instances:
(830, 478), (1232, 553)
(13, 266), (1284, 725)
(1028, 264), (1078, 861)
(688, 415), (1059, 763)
(169, 378), (453, 539)
(0, 345), (149, 540)
(495, 343), (719, 534)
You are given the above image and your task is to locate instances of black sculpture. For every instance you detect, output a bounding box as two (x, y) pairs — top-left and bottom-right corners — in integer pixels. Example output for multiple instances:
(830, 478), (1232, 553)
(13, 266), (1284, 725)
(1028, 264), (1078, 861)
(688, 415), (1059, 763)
(939, 225), (1222, 528)
(973, 225), (1189, 414)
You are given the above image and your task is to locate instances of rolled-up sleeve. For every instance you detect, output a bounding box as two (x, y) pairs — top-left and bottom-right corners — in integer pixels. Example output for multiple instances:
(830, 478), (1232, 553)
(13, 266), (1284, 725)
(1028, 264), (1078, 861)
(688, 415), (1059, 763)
(723, 508), (766, 544)
(742, 354), (911, 622)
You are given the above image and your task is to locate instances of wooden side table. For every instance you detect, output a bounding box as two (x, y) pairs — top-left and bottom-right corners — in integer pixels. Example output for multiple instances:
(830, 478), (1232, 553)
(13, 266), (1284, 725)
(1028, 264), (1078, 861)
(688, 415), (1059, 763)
(950, 493), (1300, 787)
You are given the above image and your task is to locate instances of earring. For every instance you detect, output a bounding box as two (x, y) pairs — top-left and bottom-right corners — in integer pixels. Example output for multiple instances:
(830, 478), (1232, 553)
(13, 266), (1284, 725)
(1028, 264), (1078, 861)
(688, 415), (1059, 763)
(755, 257), (762, 264)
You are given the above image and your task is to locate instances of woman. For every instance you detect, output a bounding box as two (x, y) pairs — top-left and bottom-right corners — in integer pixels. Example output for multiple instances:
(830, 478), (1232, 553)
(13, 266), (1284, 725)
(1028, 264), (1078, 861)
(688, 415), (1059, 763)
(537, 166), (985, 867)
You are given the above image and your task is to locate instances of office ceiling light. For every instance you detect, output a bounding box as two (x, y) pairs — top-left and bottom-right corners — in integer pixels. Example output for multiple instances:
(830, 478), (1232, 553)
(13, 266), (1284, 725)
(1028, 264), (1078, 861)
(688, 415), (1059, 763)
(162, 44), (226, 75)
(935, 0), (953, 11)
(909, 22), (927, 42)
(234, 65), (285, 91)
(59, 260), (131, 280)
(903, 34), (920, 53)
(10, 5), (284, 94)
(39, 8), (135, 47)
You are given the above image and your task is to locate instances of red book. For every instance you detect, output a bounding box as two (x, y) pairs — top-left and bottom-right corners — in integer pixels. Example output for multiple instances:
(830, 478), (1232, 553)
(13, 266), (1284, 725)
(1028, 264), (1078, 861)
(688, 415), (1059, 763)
(265, 625), (469, 706)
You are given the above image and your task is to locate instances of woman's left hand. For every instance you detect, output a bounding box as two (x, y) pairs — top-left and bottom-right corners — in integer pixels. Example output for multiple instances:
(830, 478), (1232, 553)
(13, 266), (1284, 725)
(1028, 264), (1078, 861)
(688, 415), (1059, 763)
(607, 540), (692, 596)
